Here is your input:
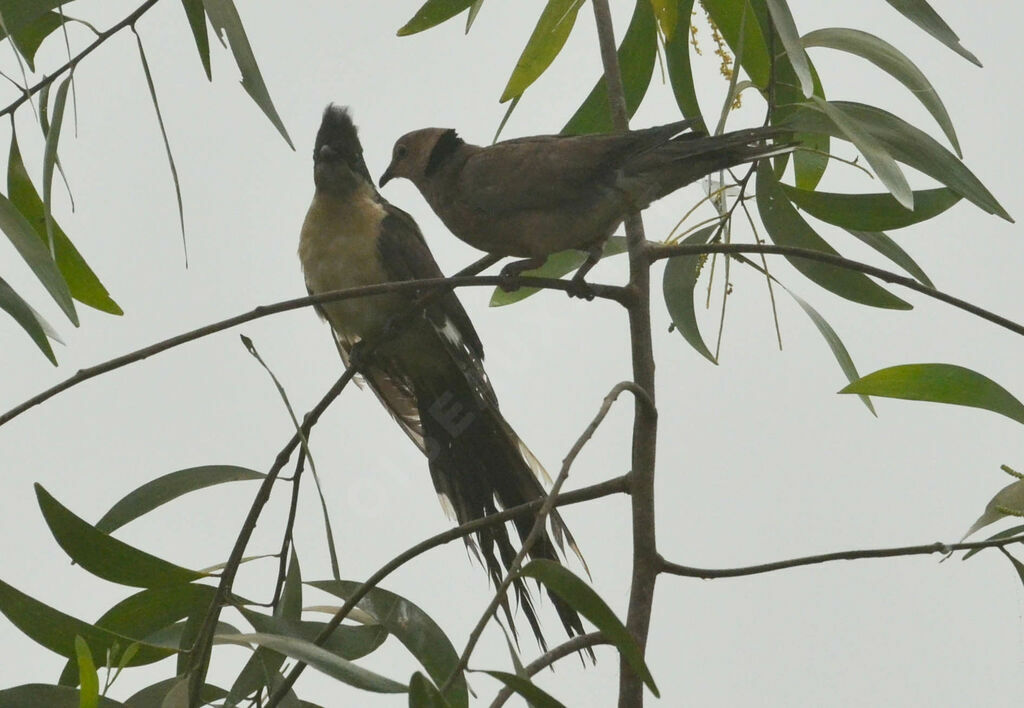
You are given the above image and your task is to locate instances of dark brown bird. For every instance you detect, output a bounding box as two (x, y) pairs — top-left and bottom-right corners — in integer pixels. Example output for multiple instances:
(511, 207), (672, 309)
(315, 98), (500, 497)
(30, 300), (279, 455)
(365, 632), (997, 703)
(379, 120), (795, 290)
(300, 104), (587, 649)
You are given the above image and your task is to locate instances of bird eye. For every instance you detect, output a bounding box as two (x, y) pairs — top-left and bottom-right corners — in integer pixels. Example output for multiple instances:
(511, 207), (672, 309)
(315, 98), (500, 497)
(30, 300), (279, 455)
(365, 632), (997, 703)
(395, 144), (408, 160)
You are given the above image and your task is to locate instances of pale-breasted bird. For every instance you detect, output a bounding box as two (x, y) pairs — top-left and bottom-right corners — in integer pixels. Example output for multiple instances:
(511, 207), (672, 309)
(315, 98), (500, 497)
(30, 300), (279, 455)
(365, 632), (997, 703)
(379, 120), (796, 290)
(299, 105), (586, 647)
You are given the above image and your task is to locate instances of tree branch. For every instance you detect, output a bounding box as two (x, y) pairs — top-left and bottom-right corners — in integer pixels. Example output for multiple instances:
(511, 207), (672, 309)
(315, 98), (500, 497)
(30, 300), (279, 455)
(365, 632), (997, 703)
(659, 535), (1024, 579)
(489, 632), (611, 708)
(265, 474), (631, 705)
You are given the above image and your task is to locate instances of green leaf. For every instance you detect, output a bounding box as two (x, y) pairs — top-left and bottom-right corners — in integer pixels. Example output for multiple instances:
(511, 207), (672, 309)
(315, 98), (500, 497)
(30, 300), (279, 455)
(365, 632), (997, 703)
(500, 0), (584, 103)
(0, 577), (173, 669)
(562, 0), (657, 136)
(142, 618), (239, 650)
(782, 185), (960, 232)
(478, 670), (565, 707)
(845, 229), (933, 289)
(35, 484), (205, 588)
(881, 0), (980, 66)
(9, 130), (121, 314)
(180, 0), (211, 79)
(310, 580), (468, 708)
(398, 0), (474, 36)
(803, 27), (960, 156)
(0, 190), (76, 324)
(134, 31), (186, 258)
(0, 275), (56, 363)
(663, 226), (718, 364)
(489, 236), (627, 306)
(0, 0), (77, 34)
(465, 0), (485, 33)
(95, 465), (264, 534)
(839, 364), (1024, 425)
(241, 609), (388, 660)
(700, 0), (771, 86)
(754, 161), (911, 310)
(58, 584), (216, 685)
(278, 548), (302, 620)
(201, 0), (293, 147)
(782, 101), (1011, 222)
(0, 685), (123, 708)
(42, 76), (71, 259)
(809, 98), (912, 209)
(520, 559), (659, 697)
(962, 524), (1024, 560)
(7, 11), (64, 72)
(959, 480), (1024, 542)
(225, 645), (287, 707)
(764, 0), (812, 96)
(663, 0), (703, 126)
(73, 637), (99, 708)
(409, 672), (452, 708)
(215, 632), (407, 693)
(123, 678), (226, 708)
(791, 63), (828, 191)
(651, 0), (679, 40)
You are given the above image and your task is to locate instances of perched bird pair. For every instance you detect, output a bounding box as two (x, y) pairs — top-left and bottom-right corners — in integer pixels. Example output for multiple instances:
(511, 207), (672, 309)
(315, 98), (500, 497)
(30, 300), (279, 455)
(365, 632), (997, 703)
(299, 104), (793, 647)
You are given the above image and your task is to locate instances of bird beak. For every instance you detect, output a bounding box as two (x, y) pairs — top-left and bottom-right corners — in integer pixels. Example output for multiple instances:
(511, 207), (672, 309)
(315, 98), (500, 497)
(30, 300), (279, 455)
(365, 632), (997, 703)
(378, 164), (395, 188)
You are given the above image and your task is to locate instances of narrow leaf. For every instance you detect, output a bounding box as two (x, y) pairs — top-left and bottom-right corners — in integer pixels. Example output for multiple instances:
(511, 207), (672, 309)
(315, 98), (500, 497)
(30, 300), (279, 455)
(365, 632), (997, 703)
(962, 524), (1024, 560)
(803, 27), (960, 155)
(201, 0), (293, 147)
(398, 0), (474, 36)
(663, 226), (718, 364)
(651, 0), (678, 40)
(663, 0), (703, 126)
(241, 609), (387, 660)
(700, 0), (771, 86)
(478, 670), (565, 707)
(42, 76), (71, 256)
(180, 0), (211, 79)
(754, 161), (911, 310)
(791, 62), (829, 190)
(124, 679), (226, 708)
(409, 672), (451, 708)
(465, 0), (484, 33)
(782, 185), (960, 232)
(36, 484), (205, 588)
(95, 465), (264, 534)
(959, 480), (1024, 541)
(9, 130), (121, 314)
(73, 637), (99, 708)
(882, 0), (980, 66)
(0, 685), (123, 708)
(845, 229), (934, 288)
(490, 236), (627, 306)
(764, 0), (812, 95)
(0, 275), (56, 363)
(520, 560), (659, 696)
(215, 633), (407, 693)
(500, 0), (584, 103)
(562, 0), (657, 135)
(839, 364), (1024, 425)
(310, 580), (467, 708)
(7, 11), (65, 71)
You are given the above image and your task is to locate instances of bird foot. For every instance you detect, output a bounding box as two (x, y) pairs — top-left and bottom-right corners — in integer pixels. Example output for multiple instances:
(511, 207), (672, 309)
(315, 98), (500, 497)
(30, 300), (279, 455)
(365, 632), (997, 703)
(497, 268), (523, 293)
(566, 275), (596, 301)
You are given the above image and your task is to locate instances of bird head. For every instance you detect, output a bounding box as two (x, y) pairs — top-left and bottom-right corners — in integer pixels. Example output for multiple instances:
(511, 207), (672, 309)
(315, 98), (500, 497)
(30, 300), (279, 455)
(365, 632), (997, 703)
(312, 104), (373, 194)
(379, 128), (462, 189)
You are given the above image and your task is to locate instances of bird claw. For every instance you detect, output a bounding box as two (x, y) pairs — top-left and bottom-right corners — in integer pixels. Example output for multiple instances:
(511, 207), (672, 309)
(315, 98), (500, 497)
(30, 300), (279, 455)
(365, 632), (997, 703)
(566, 276), (595, 301)
(497, 267), (523, 293)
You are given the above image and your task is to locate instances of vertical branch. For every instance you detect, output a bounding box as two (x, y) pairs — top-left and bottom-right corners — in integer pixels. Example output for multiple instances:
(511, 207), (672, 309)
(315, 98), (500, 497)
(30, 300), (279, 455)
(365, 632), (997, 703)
(589, 2), (659, 706)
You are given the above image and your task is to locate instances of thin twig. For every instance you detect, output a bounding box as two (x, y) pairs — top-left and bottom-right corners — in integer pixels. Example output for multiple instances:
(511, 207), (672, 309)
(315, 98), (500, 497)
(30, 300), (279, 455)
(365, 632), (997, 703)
(265, 475), (631, 705)
(442, 382), (654, 694)
(489, 632), (611, 708)
(271, 448), (306, 609)
(659, 534), (1024, 579)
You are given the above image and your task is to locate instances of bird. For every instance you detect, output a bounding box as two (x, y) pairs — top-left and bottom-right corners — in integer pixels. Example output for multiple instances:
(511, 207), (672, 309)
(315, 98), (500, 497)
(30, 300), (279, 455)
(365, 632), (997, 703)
(299, 104), (587, 649)
(378, 119), (796, 293)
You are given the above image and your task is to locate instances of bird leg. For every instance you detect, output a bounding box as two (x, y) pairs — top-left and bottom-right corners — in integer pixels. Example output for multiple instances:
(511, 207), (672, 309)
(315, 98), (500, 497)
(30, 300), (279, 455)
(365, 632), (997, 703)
(566, 244), (604, 301)
(498, 256), (547, 292)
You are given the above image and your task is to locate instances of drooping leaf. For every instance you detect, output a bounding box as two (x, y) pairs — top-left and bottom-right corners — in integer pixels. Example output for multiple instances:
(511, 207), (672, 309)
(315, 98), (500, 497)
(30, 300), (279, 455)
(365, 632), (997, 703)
(180, 0), (211, 79)
(782, 185), (960, 232)
(839, 364), (1024, 425)
(791, 62), (829, 190)
(0, 275), (56, 363)
(520, 559), (659, 696)
(279, 548), (302, 620)
(123, 678), (226, 708)
(9, 130), (121, 314)
(95, 465), (264, 534)
(73, 637), (99, 708)
(36, 484), (205, 588)
(0, 685), (123, 708)
(500, 0), (585, 103)
(0, 0), (77, 33)
(201, 0), (293, 147)
(962, 524), (1024, 560)
(845, 229), (933, 288)
(662, 226), (718, 364)
(465, 0), (485, 32)
(700, 0), (771, 87)
(754, 161), (911, 310)
(490, 236), (627, 306)
(959, 479), (1024, 542)
(782, 101), (1011, 221)
(310, 580), (467, 708)
(41, 76), (71, 257)
(663, 0), (703, 126)
(881, 0), (980, 66)
(215, 633), (407, 693)
(398, 0), (475, 36)
(803, 27), (960, 155)
(7, 11), (65, 71)
(562, 0), (657, 135)
(408, 672), (452, 708)
(241, 610), (388, 660)
(764, 0), (812, 95)
(477, 670), (566, 707)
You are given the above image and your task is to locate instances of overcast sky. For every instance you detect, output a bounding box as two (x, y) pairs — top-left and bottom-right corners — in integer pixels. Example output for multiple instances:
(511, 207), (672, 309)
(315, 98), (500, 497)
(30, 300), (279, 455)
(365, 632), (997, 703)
(1, 1), (1023, 705)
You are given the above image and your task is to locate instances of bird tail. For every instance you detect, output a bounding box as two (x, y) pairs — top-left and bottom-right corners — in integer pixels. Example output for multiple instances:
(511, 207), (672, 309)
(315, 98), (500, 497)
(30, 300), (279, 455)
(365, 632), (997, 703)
(414, 370), (589, 651)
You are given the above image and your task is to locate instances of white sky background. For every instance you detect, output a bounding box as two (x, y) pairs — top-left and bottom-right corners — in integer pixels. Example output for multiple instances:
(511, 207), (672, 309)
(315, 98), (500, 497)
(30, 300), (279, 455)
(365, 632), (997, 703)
(1, 1), (1023, 705)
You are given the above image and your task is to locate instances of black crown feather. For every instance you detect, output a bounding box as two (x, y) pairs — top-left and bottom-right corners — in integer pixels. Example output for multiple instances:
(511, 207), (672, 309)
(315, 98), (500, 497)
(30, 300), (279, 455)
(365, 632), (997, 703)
(315, 103), (373, 183)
